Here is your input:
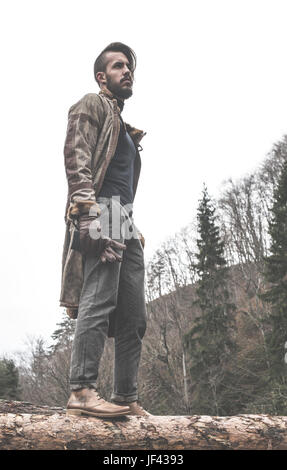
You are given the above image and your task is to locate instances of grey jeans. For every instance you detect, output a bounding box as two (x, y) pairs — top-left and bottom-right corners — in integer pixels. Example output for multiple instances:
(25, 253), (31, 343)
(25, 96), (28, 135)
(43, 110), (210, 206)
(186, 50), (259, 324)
(69, 196), (147, 403)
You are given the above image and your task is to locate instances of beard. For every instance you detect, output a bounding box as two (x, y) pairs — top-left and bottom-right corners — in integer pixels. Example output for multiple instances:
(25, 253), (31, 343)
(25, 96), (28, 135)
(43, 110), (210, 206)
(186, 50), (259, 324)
(106, 75), (133, 99)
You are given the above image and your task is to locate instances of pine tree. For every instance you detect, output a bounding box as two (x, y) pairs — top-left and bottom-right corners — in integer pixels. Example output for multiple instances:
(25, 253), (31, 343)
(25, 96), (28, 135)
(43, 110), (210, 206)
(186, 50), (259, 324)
(184, 185), (237, 415)
(260, 157), (287, 413)
(49, 314), (76, 353)
(0, 358), (21, 400)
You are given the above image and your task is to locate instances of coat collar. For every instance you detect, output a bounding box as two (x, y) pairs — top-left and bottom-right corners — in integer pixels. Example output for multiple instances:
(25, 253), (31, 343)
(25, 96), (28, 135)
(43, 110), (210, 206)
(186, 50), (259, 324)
(99, 86), (125, 113)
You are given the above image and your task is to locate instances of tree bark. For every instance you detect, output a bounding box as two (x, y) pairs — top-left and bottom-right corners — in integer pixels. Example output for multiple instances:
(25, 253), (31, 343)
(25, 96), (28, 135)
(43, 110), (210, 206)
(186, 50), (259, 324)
(1, 400), (287, 450)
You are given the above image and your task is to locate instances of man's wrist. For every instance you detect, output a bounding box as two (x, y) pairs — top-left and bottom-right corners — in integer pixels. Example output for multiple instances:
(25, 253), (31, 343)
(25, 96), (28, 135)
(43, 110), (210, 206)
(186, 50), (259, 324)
(68, 200), (101, 220)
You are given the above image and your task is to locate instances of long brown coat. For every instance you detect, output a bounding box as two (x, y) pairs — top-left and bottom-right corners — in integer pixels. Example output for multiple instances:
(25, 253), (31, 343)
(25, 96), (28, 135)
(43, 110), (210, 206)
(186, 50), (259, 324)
(59, 89), (146, 317)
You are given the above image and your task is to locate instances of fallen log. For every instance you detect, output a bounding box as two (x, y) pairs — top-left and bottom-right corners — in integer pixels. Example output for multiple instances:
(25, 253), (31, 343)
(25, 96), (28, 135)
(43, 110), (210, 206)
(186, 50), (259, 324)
(0, 400), (287, 450)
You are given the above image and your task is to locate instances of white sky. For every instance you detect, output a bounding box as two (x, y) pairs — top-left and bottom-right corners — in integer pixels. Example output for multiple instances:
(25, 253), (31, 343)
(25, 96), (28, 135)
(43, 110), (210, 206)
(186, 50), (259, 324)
(1, 0), (287, 356)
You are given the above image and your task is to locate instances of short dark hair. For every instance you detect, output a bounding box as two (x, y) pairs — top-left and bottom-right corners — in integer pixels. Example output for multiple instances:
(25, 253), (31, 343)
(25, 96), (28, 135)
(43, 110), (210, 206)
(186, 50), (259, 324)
(94, 42), (137, 85)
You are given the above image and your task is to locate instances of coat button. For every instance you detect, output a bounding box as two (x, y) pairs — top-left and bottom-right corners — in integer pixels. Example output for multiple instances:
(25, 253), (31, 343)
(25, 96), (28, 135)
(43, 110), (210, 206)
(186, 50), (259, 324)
(129, 210), (133, 217)
(129, 225), (133, 232)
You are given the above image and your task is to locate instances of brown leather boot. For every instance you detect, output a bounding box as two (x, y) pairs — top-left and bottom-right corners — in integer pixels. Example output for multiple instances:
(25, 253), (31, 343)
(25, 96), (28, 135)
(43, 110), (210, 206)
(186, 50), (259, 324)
(66, 388), (131, 417)
(113, 400), (152, 416)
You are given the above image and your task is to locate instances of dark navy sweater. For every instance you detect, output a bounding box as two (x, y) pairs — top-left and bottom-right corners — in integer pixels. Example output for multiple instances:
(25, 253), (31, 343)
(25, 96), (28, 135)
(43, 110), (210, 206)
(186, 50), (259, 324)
(98, 118), (136, 206)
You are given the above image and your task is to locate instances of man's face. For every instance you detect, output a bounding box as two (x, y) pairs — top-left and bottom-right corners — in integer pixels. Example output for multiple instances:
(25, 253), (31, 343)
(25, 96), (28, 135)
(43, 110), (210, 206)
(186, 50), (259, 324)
(100, 51), (134, 99)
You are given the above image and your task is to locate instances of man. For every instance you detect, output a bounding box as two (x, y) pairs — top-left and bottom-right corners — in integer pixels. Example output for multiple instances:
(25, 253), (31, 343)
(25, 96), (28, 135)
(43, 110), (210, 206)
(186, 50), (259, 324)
(60, 43), (150, 417)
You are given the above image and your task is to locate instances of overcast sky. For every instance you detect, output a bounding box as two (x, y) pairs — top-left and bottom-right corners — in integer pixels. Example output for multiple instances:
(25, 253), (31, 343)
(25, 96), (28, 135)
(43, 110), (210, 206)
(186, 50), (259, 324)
(1, 0), (287, 356)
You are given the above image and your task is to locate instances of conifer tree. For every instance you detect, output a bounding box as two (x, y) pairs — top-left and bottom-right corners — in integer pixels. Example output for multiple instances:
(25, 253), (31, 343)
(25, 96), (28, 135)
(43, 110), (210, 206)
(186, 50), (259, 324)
(260, 157), (287, 413)
(0, 358), (20, 400)
(184, 185), (237, 415)
(49, 313), (76, 353)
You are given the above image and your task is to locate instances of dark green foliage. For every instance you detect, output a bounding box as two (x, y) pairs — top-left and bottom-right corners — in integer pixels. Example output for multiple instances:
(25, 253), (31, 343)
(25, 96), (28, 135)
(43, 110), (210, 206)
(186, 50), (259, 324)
(0, 358), (21, 400)
(260, 157), (287, 413)
(49, 315), (76, 353)
(184, 185), (237, 415)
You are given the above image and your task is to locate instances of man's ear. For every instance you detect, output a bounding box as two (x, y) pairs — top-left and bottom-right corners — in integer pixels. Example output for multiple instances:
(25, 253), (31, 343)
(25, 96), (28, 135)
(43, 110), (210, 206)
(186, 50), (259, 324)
(96, 71), (107, 86)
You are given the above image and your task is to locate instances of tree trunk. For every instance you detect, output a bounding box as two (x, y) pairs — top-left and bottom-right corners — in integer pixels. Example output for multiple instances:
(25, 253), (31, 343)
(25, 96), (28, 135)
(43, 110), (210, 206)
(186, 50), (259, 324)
(182, 348), (190, 412)
(1, 399), (287, 450)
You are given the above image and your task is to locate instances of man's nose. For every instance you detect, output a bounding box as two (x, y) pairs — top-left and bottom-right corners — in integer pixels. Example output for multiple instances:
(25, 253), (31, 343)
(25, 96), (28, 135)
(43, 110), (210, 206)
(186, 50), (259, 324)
(123, 65), (131, 76)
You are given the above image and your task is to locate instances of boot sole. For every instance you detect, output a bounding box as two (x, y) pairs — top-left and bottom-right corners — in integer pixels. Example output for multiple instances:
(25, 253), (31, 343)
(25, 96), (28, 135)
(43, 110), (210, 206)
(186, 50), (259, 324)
(66, 408), (131, 418)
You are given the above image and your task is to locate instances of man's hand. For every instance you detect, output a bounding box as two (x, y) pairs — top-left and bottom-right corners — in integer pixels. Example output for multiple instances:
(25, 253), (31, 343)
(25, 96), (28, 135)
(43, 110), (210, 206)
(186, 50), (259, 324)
(79, 214), (126, 261)
(100, 239), (127, 263)
(79, 214), (105, 256)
